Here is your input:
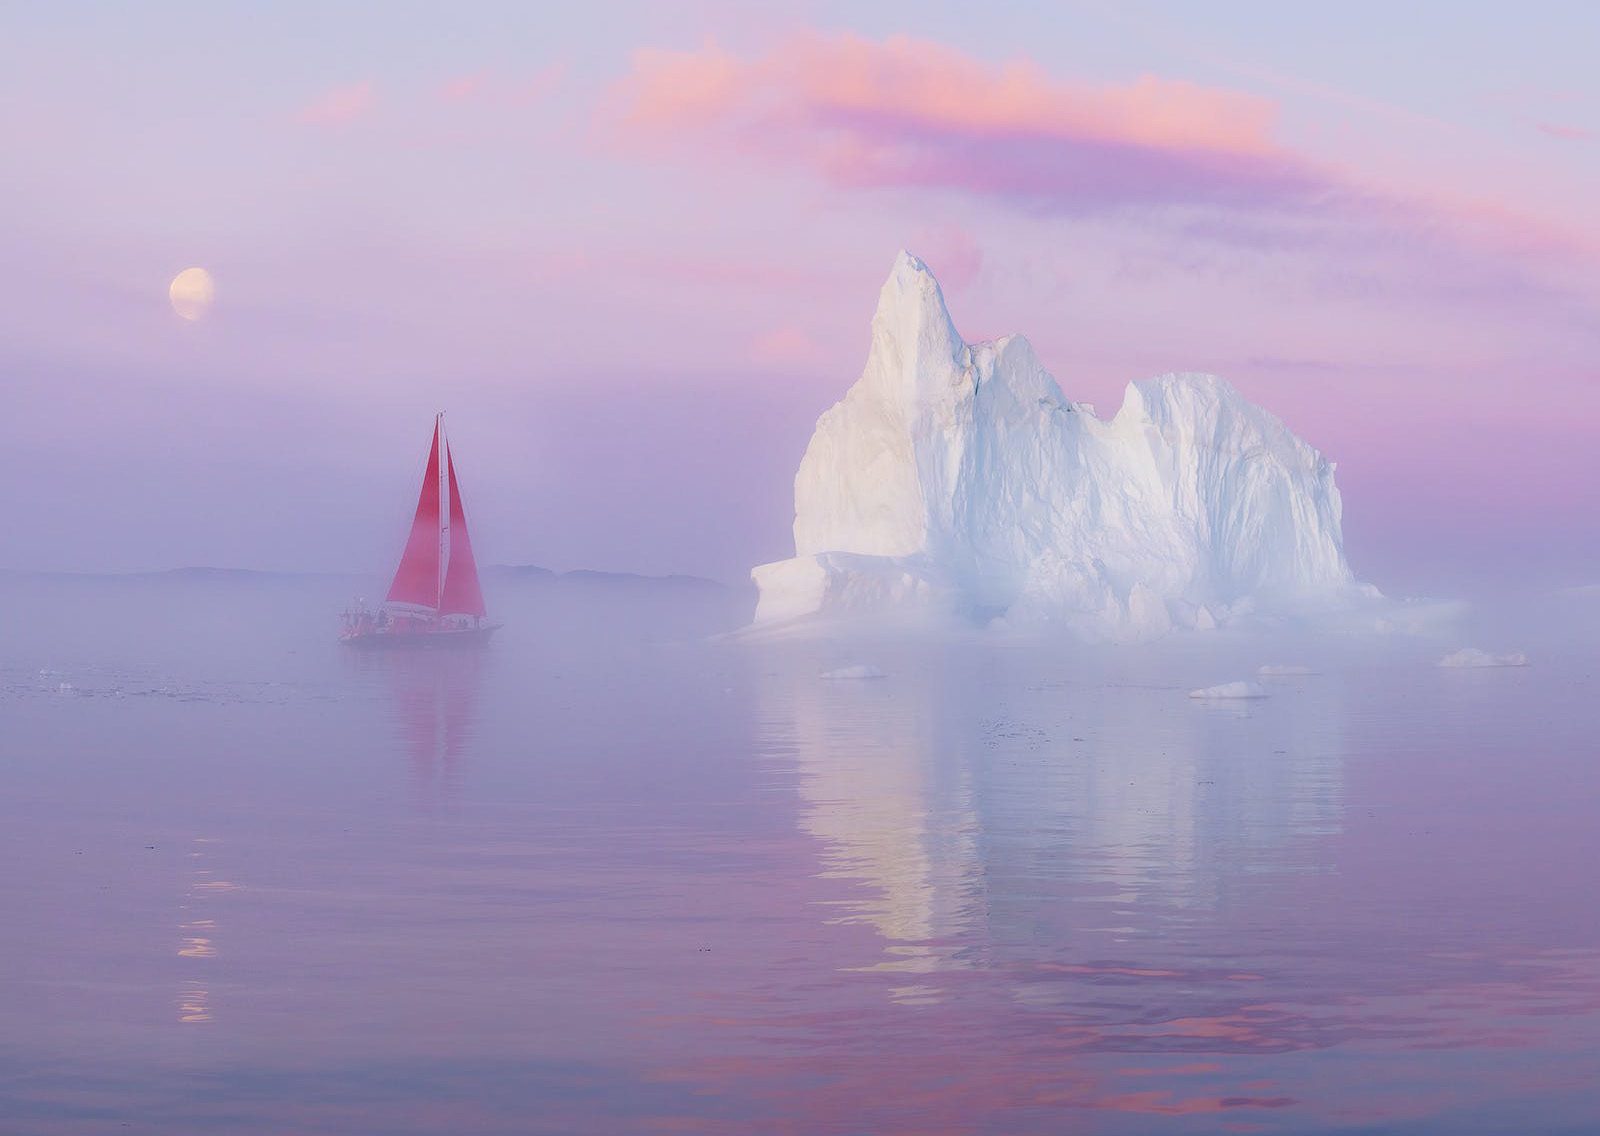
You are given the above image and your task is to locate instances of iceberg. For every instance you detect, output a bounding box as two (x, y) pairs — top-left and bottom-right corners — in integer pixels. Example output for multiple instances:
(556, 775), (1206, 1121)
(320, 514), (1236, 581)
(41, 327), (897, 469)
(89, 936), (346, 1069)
(752, 252), (1378, 639)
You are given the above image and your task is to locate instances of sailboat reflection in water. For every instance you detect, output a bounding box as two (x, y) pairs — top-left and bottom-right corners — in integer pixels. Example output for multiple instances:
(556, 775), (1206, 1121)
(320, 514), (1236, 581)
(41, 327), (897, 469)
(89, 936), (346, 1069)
(389, 648), (484, 803)
(342, 414), (500, 647)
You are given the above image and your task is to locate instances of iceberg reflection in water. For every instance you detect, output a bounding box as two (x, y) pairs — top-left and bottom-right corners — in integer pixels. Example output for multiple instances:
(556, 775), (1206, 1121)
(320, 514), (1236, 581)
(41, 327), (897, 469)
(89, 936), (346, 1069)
(0, 573), (1597, 1134)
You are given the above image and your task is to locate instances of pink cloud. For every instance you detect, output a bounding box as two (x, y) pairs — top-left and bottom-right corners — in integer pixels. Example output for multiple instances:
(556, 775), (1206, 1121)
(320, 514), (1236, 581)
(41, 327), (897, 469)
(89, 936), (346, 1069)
(606, 34), (1321, 213)
(601, 33), (1600, 308)
(616, 34), (1279, 154)
(439, 73), (488, 103)
(750, 324), (823, 366)
(437, 64), (566, 107)
(1535, 120), (1593, 141)
(296, 80), (376, 126)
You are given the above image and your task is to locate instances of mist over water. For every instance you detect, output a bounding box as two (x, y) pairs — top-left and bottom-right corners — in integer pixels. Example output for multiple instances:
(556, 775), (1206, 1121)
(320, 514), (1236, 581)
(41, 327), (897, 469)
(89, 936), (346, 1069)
(2, 573), (1598, 1134)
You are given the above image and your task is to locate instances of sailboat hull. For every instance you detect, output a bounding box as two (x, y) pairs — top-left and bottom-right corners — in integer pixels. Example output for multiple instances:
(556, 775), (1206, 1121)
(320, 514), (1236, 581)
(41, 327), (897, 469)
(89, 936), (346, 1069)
(341, 623), (501, 649)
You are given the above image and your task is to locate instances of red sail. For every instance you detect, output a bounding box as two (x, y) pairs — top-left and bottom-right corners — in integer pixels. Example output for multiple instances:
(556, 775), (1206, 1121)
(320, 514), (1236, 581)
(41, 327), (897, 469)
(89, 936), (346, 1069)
(386, 420), (443, 609)
(439, 443), (487, 618)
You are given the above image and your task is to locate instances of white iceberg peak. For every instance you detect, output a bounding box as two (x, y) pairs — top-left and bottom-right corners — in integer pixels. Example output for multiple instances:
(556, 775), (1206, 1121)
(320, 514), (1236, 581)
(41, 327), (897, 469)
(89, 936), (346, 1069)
(754, 253), (1376, 639)
(857, 249), (969, 416)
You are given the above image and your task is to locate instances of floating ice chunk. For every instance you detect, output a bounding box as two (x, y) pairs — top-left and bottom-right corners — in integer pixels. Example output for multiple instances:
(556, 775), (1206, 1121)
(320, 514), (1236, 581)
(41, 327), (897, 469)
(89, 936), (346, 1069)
(820, 664), (886, 680)
(825, 662), (889, 681)
(1438, 648), (1528, 668)
(1188, 681), (1269, 699)
(1258, 665), (1315, 677)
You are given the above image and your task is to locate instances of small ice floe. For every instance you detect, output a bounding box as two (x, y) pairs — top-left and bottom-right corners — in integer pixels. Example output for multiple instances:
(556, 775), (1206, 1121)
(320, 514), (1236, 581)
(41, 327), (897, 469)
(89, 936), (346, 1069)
(1438, 648), (1528, 668)
(1188, 681), (1269, 699)
(55, 682), (75, 694)
(820, 665), (886, 680)
(1258, 664), (1315, 677)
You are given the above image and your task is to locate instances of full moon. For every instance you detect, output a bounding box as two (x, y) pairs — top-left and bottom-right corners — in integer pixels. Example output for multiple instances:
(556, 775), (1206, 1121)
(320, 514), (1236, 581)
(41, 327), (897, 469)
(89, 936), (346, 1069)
(169, 267), (215, 321)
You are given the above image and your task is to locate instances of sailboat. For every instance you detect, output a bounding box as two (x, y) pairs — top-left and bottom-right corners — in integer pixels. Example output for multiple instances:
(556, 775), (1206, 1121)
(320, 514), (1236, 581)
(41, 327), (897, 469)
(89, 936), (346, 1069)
(341, 414), (499, 647)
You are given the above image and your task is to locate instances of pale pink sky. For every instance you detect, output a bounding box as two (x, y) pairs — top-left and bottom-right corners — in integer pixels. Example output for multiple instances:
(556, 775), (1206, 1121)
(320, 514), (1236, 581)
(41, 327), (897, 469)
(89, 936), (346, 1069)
(1, 3), (1596, 591)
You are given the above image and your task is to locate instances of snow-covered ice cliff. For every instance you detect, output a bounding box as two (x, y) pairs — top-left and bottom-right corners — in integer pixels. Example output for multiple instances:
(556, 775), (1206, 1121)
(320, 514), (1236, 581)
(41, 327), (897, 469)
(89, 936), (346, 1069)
(752, 252), (1380, 639)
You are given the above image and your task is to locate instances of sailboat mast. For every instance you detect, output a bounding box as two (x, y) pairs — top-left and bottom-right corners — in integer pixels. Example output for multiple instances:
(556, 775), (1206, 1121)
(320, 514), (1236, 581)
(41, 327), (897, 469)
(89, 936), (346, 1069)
(436, 413), (449, 612)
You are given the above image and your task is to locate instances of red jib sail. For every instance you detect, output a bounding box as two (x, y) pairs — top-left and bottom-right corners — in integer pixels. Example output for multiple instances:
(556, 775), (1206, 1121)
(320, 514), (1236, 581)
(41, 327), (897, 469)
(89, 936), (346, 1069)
(439, 443), (487, 618)
(386, 419), (443, 609)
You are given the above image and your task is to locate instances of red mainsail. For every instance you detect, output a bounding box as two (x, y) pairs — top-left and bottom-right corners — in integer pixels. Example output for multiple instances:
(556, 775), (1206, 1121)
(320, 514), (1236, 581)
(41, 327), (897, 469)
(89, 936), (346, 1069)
(439, 443), (487, 618)
(386, 419), (444, 609)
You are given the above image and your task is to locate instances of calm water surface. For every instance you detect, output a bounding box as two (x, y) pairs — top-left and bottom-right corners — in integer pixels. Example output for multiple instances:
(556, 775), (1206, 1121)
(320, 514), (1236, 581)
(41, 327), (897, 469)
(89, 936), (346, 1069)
(2, 576), (1597, 1135)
